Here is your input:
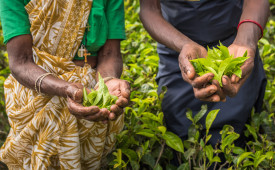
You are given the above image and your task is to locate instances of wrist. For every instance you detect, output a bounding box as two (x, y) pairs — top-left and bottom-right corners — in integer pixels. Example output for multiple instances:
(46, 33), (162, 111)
(234, 22), (260, 51)
(179, 39), (196, 52)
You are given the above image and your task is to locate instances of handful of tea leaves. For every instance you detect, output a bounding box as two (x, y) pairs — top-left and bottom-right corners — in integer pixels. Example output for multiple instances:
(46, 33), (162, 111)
(190, 43), (249, 86)
(83, 73), (118, 110)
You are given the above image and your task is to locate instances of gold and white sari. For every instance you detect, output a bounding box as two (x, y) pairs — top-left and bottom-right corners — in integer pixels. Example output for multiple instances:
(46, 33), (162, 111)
(0, 0), (124, 169)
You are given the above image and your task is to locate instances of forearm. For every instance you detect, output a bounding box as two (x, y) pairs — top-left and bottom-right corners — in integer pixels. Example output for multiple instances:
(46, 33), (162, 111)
(234, 0), (270, 49)
(96, 39), (123, 80)
(139, 0), (192, 53)
(8, 35), (70, 97)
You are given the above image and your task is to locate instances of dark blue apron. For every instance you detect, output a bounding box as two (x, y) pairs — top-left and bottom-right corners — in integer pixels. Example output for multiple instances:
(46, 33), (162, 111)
(157, 0), (266, 146)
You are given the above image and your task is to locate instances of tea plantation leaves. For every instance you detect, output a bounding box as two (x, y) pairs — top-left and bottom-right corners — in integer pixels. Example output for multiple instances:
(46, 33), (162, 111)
(191, 43), (249, 86)
(82, 73), (118, 110)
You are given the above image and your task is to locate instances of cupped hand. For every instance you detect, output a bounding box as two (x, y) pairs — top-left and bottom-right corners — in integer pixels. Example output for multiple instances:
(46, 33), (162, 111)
(178, 42), (222, 102)
(222, 44), (255, 97)
(66, 83), (109, 122)
(104, 78), (131, 120)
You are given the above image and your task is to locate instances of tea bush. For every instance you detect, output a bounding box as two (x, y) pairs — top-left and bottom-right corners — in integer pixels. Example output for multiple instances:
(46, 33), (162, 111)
(0, 1), (274, 169)
(108, 0), (275, 169)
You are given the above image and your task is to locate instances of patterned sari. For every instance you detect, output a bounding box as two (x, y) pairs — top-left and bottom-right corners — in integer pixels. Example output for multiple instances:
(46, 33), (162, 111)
(0, 0), (124, 169)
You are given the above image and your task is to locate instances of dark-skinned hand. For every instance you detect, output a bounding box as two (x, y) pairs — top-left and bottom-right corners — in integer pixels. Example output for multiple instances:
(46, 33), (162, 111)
(66, 83), (110, 122)
(221, 43), (255, 97)
(104, 78), (131, 120)
(178, 42), (223, 102)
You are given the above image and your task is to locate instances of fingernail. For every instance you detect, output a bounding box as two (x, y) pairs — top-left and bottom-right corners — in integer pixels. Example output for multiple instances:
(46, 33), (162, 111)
(236, 77), (240, 83)
(210, 89), (216, 94)
(223, 77), (227, 85)
(208, 76), (213, 81)
(187, 70), (191, 75)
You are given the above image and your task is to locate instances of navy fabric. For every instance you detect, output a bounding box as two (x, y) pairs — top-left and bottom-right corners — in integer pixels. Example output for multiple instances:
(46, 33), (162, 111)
(157, 0), (243, 79)
(156, 0), (266, 145)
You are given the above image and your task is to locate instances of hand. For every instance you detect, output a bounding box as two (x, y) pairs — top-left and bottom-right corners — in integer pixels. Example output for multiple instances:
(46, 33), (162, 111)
(178, 42), (221, 102)
(222, 43), (255, 97)
(66, 83), (109, 122)
(104, 78), (131, 120)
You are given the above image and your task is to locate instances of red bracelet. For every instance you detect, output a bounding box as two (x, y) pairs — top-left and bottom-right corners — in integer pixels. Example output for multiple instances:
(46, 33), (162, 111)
(237, 19), (264, 39)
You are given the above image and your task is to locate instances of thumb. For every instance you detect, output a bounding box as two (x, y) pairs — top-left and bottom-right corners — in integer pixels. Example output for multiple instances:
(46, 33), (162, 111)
(179, 54), (196, 80)
(66, 83), (83, 103)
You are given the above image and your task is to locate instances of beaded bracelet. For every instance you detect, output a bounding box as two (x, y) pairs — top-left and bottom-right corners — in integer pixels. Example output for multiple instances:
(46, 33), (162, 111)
(237, 19), (264, 39)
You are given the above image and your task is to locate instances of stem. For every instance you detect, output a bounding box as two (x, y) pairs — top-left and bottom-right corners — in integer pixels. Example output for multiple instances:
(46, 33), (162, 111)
(177, 152), (182, 165)
(192, 155), (196, 166)
(189, 158), (192, 170)
(154, 141), (165, 169)
(218, 161), (228, 170)
(203, 156), (206, 170)
(213, 143), (219, 170)
(214, 162), (218, 170)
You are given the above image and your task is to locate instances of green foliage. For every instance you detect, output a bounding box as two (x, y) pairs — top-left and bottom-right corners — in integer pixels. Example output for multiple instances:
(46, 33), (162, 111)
(191, 43), (248, 86)
(82, 73), (118, 110)
(0, 1), (274, 169)
(0, 21), (10, 147)
(108, 0), (275, 169)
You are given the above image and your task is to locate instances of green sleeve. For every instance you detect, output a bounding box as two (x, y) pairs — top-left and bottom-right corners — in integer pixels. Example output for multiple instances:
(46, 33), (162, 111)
(105, 0), (126, 40)
(0, 0), (31, 44)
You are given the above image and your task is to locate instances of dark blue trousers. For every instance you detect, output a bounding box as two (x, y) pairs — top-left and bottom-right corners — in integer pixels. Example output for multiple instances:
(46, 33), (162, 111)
(157, 50), (266, 146)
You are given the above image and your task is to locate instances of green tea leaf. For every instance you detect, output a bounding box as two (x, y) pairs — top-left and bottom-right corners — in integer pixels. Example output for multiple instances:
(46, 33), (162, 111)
(177, 163), (190, 170)
(154, 164), (162, 170)
(254, 155), (267, 167)
(163, 132), (184, 153)
(237, 152), (253, 167)
(137, 129), (155, 138)
(205, 109), (220, 132)
(218, 42), (230, 59)
(83, 87), (90, 106)
(194, 105), (207, 123)
(217, 57), (233, 86)
(190, 43), (248, 87)
(83, 72), (118, 110)
(87, 90), (97, 105)
(205, 145), (214, 161)
(186, 109), (194, 122)
(121, 149), (138, 161)
(221, 133), (240, 152)
(211, 156), (221, 163)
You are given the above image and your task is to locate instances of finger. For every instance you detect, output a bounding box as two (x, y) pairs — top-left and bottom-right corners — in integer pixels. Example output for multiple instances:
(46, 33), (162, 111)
(116, 97), (129, 108)
(67, 98), (100, 117)
(240, 58), (254, 78)
(179, 53), (196, 80)
(108, 112), (116, 120)
(222, 76), (237, 97)
(101, 120), (108, 124)
(84, 112), (105, 122)
(212, 80), (226, 102)
(66, 86), (83, 103)
(231, 74), (240, 84)
(85, 87), (92, 94)
(110, 105), (123, 116)
(193, 85), (217, 99)
(100, 108), (110, 118)
(192, 73), (214, 88)
(84, 109), (110, 122)
(200, 94), (221, 102)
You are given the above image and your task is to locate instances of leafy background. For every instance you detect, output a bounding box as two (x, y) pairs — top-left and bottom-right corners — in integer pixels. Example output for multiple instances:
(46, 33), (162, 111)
(0, 0), (275, 169)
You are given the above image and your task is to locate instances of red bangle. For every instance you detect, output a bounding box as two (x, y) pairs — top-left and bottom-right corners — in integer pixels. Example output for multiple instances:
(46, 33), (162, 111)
(237, 19), (264, 39)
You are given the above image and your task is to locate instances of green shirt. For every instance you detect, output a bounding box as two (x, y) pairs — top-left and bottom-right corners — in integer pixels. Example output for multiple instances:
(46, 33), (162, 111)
(0, 0), (126, 56)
